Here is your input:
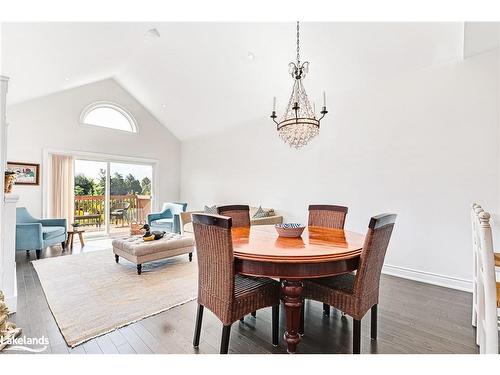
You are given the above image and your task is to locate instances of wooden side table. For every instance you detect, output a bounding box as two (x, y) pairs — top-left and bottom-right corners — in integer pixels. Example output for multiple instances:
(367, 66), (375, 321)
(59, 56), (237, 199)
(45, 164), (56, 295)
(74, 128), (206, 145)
(67, 229), (85, 250)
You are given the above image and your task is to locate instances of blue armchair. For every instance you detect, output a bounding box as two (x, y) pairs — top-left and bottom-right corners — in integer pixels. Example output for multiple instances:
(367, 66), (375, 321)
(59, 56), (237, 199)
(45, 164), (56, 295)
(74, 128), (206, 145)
(147, 202), (187, 234)
(16, 207), (67, 259)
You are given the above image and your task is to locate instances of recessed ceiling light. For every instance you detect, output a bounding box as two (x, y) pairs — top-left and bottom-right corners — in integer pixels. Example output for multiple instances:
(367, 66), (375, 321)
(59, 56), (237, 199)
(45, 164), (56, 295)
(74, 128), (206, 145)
(145, 28), (161, 39)
(64, 77), (70, 81)
(161, 104), (167, 108)
(247, 51), (255, 60)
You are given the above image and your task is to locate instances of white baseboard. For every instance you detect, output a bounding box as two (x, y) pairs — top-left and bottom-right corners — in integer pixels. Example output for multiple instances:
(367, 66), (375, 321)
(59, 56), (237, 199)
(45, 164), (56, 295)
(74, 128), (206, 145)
(382, 264), (473, 293)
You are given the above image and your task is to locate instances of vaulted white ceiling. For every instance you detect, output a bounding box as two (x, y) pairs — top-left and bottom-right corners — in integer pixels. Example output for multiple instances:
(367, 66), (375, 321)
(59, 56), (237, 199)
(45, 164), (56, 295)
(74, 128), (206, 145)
(1, 22), (474, 139)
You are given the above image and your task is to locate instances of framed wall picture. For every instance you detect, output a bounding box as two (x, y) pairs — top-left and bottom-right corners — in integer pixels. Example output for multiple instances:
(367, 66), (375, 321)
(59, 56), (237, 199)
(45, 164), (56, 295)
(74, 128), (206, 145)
(7, 162), (40, 185)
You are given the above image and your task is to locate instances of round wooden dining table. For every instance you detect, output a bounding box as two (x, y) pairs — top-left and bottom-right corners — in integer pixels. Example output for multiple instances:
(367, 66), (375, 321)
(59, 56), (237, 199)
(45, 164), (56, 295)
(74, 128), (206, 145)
(231, 224), (365, 353)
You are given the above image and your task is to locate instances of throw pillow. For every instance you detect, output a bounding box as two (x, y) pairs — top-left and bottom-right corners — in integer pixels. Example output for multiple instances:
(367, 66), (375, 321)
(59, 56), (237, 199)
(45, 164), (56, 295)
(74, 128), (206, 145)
(252, 206), (269, 219)
(204, 205), (218, 215)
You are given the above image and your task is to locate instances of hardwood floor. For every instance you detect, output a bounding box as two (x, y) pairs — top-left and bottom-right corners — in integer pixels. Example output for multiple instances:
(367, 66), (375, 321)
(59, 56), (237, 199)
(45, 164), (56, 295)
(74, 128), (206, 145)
(3, 241), (487, 354)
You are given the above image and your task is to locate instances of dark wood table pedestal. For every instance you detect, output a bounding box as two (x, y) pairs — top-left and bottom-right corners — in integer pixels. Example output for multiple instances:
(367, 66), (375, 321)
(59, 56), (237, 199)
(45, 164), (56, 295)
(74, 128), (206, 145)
(235, 256), (360, 353)
(232, 225), (364, 354)
(281, 280), (304, 353)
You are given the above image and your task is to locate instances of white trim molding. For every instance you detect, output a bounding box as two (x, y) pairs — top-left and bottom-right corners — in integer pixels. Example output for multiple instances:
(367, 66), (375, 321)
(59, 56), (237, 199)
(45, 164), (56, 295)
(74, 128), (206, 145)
(1, 193), (19, 312)
(0, 76), (9, 279)
(382, 264), (473, 293)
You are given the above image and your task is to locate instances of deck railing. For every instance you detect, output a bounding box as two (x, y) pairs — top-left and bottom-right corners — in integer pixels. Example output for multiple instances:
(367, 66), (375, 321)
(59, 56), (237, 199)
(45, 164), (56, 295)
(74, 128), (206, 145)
(74, 194), (151, 227)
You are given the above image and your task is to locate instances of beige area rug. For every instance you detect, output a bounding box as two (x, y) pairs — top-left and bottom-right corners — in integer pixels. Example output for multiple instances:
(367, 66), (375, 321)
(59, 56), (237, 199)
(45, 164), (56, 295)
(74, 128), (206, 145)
(32, 250), (198, 347)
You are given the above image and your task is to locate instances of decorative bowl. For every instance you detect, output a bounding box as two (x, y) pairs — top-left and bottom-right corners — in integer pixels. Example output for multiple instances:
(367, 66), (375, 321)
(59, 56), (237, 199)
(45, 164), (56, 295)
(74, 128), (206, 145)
(275, 223), (305, 238)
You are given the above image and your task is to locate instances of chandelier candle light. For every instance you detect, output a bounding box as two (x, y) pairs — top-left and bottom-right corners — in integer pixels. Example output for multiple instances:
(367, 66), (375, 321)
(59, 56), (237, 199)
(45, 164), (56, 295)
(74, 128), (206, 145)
(271, 21), (328, 148)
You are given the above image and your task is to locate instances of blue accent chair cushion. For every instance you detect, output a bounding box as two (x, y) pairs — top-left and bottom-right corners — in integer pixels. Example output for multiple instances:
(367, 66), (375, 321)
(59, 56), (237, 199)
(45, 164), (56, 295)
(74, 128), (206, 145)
(147, 202), (187, 234)
(42, 226), (66, 240)
(16, 207), (67, 254)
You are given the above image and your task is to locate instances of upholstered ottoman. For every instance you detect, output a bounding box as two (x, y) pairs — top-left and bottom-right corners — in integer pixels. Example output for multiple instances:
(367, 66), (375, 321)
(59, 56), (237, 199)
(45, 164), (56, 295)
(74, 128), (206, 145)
(112, 233), (194, 275)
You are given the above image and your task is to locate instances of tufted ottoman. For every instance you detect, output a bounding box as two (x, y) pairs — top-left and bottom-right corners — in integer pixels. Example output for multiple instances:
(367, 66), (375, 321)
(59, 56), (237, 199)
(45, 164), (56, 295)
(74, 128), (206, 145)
(112, 233), (195, 275)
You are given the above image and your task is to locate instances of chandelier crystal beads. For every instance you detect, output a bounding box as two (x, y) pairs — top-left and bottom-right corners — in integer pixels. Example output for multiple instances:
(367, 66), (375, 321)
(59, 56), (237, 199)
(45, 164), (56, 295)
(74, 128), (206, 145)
(271, 22), (327, 149)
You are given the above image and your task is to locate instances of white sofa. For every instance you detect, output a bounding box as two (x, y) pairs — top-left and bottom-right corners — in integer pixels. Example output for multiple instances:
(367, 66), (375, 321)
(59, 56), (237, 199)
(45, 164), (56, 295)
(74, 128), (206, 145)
(180, 207), (283, 237)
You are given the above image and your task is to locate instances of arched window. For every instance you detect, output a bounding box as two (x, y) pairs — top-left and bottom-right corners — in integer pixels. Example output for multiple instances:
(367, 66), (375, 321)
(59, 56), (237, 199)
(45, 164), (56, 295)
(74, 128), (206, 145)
(80, 102), (138, 133)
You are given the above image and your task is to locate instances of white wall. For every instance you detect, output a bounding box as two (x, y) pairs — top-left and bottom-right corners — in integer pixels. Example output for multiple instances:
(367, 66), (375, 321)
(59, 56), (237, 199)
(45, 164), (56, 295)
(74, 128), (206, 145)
(181, 50), (499, 289)
(7, 78), (181, 217)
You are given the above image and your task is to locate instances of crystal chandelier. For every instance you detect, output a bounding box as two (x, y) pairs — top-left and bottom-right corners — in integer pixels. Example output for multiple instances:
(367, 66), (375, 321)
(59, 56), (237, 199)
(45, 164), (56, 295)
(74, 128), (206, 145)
(271, 22), (328, 149)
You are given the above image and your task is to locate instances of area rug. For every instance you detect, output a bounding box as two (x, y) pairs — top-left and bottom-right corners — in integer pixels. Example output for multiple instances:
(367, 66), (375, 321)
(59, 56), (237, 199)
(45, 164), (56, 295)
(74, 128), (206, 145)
(32, 250), (198, 347)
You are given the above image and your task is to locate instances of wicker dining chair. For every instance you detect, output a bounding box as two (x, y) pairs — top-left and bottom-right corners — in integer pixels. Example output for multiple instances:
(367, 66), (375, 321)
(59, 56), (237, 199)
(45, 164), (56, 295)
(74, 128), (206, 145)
(308, 204), (348, 229)
(191, 213), (281, 354)
(303, 204), (349, 323)
(216, 205), (257, 319)
(217, 205), (251, 228)
(303, 213), (396, 354)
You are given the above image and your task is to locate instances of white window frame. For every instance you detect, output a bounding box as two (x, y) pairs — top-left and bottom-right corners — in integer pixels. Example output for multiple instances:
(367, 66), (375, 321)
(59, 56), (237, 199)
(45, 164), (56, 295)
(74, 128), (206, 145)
(80, 101), (138, 134)
(43, 148), (159, 239)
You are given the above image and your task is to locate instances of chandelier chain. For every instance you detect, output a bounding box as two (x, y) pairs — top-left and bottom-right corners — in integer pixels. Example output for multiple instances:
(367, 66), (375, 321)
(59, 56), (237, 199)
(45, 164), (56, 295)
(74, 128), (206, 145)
(296, 21), (300, 65)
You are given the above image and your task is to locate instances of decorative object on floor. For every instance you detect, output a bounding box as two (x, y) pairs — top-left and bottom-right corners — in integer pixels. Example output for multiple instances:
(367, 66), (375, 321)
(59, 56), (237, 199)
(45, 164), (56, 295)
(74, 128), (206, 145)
(275, 223), (305, 238)
(130, 210), (146, 235)
(4, 171), (16, 193)
(16, 207), (67, 259)
(113, 232), (194, 275)
(270, 21), (328, 149)
(130, 222), (144, 235)
(31, 250), (197, 347)
(66, 229), (85, 250)
(0, 290), (22, 352)
(6, 161), (40, 185)
(141, 223), (166, 240)
(203, 205), (218, 215)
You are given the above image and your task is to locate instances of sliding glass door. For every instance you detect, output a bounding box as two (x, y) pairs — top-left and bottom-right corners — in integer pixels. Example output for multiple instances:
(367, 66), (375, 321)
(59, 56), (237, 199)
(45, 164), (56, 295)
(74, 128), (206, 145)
(74, 158), (154, 237)
(109, 162), (153, 236)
